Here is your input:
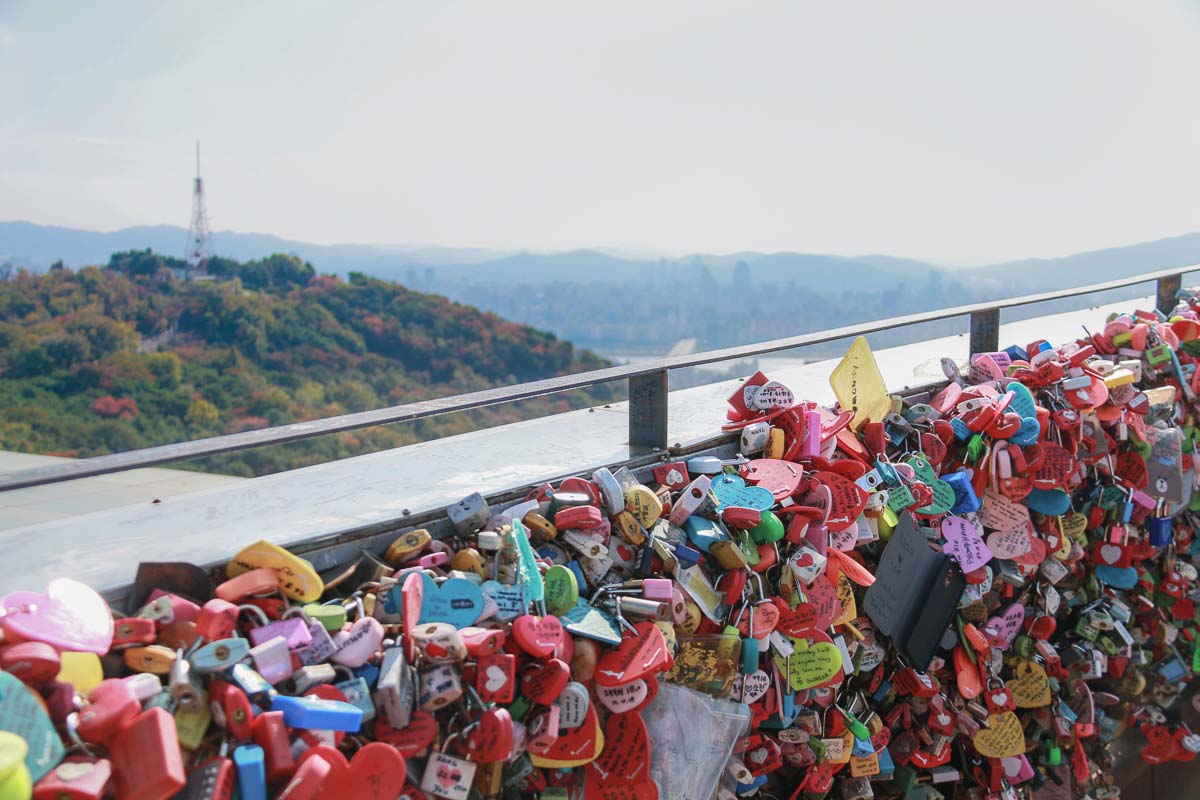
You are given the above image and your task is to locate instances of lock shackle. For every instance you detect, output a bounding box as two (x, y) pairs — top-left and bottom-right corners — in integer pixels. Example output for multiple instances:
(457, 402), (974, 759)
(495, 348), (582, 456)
(236, 603), (270, 628)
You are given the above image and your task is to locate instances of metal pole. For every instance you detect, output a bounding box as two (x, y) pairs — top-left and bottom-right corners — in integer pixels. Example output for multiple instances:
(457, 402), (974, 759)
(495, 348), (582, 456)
(968, 308), (1000, 357)
(628, 370), (668, 450)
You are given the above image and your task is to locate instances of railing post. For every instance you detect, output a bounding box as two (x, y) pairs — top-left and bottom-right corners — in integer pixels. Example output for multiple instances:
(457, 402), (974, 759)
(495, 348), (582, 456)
(1157, 273), (1183, 315)
(969, 308), (1000, 357)
(628, 370), (668, 450)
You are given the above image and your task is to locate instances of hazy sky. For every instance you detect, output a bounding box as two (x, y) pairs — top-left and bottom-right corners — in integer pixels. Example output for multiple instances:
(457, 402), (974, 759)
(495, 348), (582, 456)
(2, 2), (1199, 263)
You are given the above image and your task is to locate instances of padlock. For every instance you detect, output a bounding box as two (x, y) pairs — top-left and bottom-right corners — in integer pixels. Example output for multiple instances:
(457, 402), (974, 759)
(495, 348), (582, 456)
(111, 617), (158, 649)
(419, 663), (464, 711)
(195, 598), (241, 641)
(248, 635), (294, 684)
(0, 642), (60, 687)
(232, 744), (268, 800)
(176, 745), (234, 800)
(209, 679), (255, 740)
(168, 649), (204, 707)
(109, 708), (186, 799)
(271, 694), (363, 732)
(251, 710), (296, 782)
(421, 740), (478, 800)
(31, 757), (112, 800)
(190, 637), (251, 674)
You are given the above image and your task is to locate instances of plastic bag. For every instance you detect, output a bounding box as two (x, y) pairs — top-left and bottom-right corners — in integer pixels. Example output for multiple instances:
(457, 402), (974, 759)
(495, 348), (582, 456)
(643, 681), (750, 800)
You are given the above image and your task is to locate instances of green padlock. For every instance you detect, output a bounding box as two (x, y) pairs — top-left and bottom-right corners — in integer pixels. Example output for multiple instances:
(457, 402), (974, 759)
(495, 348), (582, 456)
(749, 510), (785, 544)
(303, 602), (347, 632)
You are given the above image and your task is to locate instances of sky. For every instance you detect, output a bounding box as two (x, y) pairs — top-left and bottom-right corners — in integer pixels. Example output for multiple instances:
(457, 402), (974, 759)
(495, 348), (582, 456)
(1, 1), (1199, 264)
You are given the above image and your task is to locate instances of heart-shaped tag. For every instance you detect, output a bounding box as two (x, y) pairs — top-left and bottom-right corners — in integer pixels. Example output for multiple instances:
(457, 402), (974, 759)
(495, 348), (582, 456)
(743, 459), (804, 500)
(561, 599), (623, 646)
(331, 617), (384, 667)
(811, 471), (868, 532)
(512, 614), (566, 659)
(1010, 660), (1051, 708)
(466, 708), (514, 763)
(732, 670), (771, 704)
(522, 658), (570, 705)
(979, 488), (1032, 533)
(480, 580), (526, 622)
(973, 711), (1025, 758)
(339, 742), (409, 799)
(375, 709), (438, 757)
(596, 680), (649, 714)
(711, 474), (775, 511)
(941, 516), (992, 573)
(557, 681), (591, 728)
(0, 672), (64, 781)
(984, 604), (1025, 648)
(773, 633), (843, 691)
(595, 622), (670, 686)
(418, 575), (484, 628)
(986, 528), (1032, 559)
(735, 603), (780, 638)
(0, 579), (114, 655)
(588, 712), (651, 786)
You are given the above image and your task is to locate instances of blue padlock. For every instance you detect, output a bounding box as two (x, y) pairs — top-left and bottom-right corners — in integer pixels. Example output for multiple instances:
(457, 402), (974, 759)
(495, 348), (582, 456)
(229, 662), (276, 706)
(233, 744), (267, 800)
(334, 676), (377, 723)
(271, 694), (364, 732)
(1147, 516), (1174, 547)
(684, 515), (728, 553)
(943, 471), (981, 514)
(673, 542), (701, 569)
(190, 637), (250, 674)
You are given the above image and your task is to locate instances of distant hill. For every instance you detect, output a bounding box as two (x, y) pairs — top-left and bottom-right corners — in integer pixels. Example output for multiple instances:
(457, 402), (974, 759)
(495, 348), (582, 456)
(0, 250), (612, 476)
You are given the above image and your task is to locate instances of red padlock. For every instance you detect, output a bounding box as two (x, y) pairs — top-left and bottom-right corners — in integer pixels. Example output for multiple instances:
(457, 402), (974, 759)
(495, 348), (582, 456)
(0, 641), (60, 687)
(275, 754), (331, 800)
(32, 756), (112, 800)
(77, 678), (141, 745)
(109, 707), (186, 799)
(252, 711), (296, 783)
(110, 617), (158, 649)
(209, 679), (255, 741)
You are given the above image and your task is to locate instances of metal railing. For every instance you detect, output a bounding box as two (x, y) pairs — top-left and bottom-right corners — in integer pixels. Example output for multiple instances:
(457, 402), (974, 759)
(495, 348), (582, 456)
(0, 267), (1193, 492)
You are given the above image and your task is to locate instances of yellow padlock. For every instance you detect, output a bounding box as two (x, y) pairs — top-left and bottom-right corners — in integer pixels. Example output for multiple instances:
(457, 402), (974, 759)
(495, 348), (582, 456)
(710, 540), (749, 570)
(765, 427), (786, 459)
(612, 511), (646, 545)
(124, 645), (177, 675)
(625, 485), (663, 529)
(384, 529), (432, 564)
(227, 540), (323, 602)
(522, 511), (557, 541)
(450, 547), (486, 578)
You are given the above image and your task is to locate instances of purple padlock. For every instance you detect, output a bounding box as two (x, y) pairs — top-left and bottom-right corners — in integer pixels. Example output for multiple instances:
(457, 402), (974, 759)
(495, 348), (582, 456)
(241, 604), (313, 651)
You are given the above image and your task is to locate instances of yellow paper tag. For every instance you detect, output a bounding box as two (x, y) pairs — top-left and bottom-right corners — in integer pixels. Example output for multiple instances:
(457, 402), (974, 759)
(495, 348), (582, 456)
(833, 573), (857, 626)
(227, 540), (324, 602)
(829, 336), (891, 430)
(1010, 659), (1052, 708)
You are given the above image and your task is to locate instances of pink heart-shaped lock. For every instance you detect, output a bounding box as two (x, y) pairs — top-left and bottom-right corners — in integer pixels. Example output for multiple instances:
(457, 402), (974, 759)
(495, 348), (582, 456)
(1, 578), (114, 654)
(331, 617), (384, 667)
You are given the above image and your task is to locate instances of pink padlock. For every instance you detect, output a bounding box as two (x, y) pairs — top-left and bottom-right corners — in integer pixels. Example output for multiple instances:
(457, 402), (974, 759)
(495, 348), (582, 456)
(526, 705), (561, 753)
(249, 635), (294, 684)
(144, 590), (201, 624)
(642, 578), (673, 603)
(122, 672), (163, 703)
(418, 552), (450, 570)
(241, 605), (312, 651)
(553, 505), (603, 531)
(196, 598), (240, 642)
(330, 616), (384, 668)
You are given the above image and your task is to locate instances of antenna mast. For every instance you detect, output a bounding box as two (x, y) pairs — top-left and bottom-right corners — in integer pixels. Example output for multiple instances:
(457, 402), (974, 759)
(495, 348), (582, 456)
(184, 140), (213, 279)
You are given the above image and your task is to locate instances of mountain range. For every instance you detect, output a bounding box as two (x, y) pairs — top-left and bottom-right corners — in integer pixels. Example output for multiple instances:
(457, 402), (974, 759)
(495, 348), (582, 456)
(6, 220), (1200, 295)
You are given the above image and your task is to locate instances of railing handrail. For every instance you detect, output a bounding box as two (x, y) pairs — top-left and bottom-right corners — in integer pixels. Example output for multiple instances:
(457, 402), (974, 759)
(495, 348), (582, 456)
(1, 265), (1195, 492)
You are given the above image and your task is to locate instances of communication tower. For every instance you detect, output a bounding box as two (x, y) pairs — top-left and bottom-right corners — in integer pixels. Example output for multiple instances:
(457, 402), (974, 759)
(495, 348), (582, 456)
(184, 141), (213, 278)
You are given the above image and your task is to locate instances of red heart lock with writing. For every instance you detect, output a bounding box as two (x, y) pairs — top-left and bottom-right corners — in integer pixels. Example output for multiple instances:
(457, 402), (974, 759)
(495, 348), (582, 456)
(339, 742), (409, 799)
(522, 658), (570, 706)
(512, 615), (565, 659)
(595, 622), (670, 687)
(466, 708), (514, 763)
(588, 712), (651, 786)
(375, 709), (438, 757)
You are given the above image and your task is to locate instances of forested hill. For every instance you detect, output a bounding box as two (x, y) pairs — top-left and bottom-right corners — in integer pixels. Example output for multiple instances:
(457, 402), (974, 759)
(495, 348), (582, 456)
(0, 250), (613, 476)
